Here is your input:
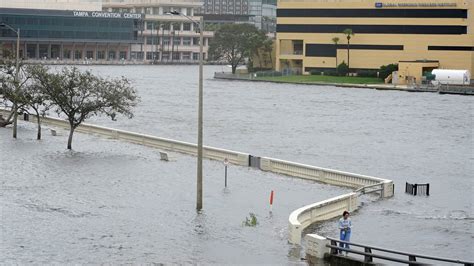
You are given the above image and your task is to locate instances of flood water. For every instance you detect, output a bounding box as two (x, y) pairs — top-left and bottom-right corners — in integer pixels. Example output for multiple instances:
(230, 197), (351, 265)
(1, 65), (473, 263)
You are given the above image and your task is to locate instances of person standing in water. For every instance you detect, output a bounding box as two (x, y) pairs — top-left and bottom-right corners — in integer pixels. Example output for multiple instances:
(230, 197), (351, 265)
(338, 211), (352, 256)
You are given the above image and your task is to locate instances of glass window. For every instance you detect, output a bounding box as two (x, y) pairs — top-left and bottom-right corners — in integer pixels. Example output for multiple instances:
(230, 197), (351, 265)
(162, 37), (170, 45)
(183, 23), (191, 31)
(182, 37), (191, 45)
(172, 52), (180, 60)
(86, 51), (94, 59)
(193, 37), (200, 45)
(97, 51), (105, 60)
(119, 51), (127, 60)
(74, 50), (82, 60)
(63, 50), (71, 59)
(162, 52), (170, 60)
(173, 37), (181, 45)
(193, 52), (200, 60)
(108, 51), (116, 60)
(182, 52), (191, 60)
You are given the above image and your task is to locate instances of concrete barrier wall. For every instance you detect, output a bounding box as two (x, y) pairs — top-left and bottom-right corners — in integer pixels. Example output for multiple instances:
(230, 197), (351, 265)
(261, 157), (385, 189)
(0, 110), (250, 167)
(288, 192), (359, 244)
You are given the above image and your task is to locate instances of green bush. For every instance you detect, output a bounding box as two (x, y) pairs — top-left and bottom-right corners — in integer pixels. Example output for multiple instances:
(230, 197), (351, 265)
(337, 62), (349, 76)
(310, 69), (339, 76)
(242, 213), (258, 227)
(356, 70), (378, 77)
(379, 64), (398, 80)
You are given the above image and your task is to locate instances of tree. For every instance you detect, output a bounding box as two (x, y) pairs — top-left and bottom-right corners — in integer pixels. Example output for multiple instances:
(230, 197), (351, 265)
(332, 37), (340, 72)
(379, 64), (399, 80)
(0, 52), (23, 137)
(22, 65), (51, 140)
(337, 61), (349, 76)
(1, 62), (52, 139)
(32, 67), (139, 149)
(343, 28), (354, 71)
(0, 58), (26, 132)
(262, 39), (274, 69)
(208, 24), (267, 74)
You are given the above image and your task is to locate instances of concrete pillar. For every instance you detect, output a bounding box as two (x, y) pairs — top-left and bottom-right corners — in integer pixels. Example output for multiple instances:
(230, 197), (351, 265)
(36, 43), (39, 59)
(128, 43), (131, 60)
(95, 43), (98, 61)
(305, 234), (330, 259)
(382, 180), (394, 198)
(60, 43), (64, 60)
(106, 44), (109, 61)
(83, 43), (86, 60)
(24, 42), (27, 59)
(48, 43), (51, 59)
(72, 43), (76, 61)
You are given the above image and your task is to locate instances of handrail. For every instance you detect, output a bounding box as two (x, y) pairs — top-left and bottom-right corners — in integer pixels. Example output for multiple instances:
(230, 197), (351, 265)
(326, 245), (429, 265)
(326, 237), (474, 265)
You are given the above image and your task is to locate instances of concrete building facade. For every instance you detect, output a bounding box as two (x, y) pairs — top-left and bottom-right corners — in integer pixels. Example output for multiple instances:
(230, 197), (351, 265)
(275, 0), (474, 82)
(0, 7), (142, 61)
(102, 0), (213, 63)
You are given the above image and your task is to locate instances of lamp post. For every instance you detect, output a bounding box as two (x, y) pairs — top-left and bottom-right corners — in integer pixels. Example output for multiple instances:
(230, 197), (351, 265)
(1, 22), (20, 139)
(168, 11), (204, 211)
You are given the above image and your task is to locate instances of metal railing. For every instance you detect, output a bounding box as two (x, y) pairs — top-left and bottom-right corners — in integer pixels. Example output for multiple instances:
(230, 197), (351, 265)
(405, 182), (430, 196)
(326, 237), (474, 266)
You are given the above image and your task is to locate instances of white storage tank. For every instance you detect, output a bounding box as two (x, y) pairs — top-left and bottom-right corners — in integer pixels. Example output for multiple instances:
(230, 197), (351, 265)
(431, 69), (471, 85)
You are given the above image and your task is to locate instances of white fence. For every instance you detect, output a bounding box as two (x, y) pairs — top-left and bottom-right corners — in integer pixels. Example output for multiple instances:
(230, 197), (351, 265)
(1, 110), (249, 167)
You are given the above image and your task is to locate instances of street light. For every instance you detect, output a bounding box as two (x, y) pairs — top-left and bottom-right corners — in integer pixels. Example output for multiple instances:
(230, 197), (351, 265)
(0, 22), (21, 139)
(167, 11), (204, 211)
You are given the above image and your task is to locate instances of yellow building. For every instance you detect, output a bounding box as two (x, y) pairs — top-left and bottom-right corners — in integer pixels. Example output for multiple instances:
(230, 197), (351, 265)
(276, 0), (473, 84)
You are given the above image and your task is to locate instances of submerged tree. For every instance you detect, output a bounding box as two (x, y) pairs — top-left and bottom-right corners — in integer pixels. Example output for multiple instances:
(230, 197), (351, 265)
(32, 67), (139, 149)
(208, 24), (267, 74)
(1, 64), (51, 139)
(0, 57), (24, 134)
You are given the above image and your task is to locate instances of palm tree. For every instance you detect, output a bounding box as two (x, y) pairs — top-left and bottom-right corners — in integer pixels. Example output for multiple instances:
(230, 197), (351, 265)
(343, 28), (354, 71)
(332, 37), (340, 71)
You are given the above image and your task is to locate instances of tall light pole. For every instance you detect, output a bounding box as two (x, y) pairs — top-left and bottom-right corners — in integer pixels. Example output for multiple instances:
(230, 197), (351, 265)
(168, 11), (204, 211)
(1, 22), (20, 139)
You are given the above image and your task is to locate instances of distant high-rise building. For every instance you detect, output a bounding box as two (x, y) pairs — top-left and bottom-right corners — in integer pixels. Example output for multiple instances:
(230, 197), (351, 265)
(198, 0), (274, 31)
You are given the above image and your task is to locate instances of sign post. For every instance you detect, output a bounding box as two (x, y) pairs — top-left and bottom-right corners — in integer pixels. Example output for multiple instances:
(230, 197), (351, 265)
(224, 158), (229, 187)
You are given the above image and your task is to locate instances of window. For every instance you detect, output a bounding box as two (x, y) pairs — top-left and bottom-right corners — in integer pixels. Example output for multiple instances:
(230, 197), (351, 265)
(173, 37), (181, 45)
(146, 8), (152, 14)
(182, 52), (191, 60)
(108, 51), (116, 60)
(193, 37), (200, 45)
(74, 50), (82, 60)
(63, 50), (71, 59)
(147, 36), (160, 44)
(146, 21), (155, 30)
(86, 51), (94, 59)
(162, 23), (171, 31)
(162, 52), (170, 60)
(182, 37), (192, 45)
(193, 52), (200, 60)
(172, 52), (180, 60)
(186, 8), (193, 16)
(119, 51), (127, 60)
(183, 23), (191, 31)
(97, 50), (105, 60)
